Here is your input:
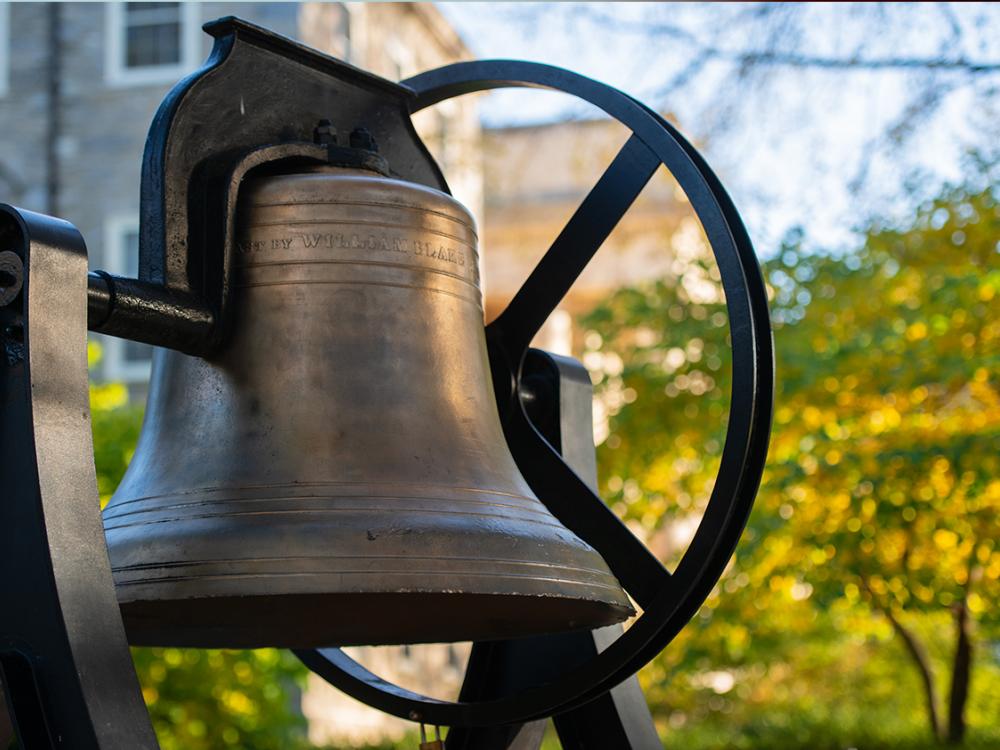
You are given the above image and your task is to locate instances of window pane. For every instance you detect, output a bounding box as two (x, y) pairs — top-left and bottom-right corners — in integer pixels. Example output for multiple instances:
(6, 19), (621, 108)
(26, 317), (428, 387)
(127, 2), (178, 12)
(124, 3), (182, 70)
(126, 22), (181, 68)
(125, 3), (180, 25)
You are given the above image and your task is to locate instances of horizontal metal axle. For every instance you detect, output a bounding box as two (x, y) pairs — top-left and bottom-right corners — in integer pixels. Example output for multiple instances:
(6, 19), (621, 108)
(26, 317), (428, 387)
(87, 271), (214, 355)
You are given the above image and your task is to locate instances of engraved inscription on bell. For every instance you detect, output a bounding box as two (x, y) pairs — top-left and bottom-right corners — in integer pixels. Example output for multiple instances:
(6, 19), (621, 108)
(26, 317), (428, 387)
(239, 231), (469, 270)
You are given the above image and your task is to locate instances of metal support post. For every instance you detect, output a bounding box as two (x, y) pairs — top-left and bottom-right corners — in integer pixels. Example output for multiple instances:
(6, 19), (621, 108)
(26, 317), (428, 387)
(0, 206), (158, 749)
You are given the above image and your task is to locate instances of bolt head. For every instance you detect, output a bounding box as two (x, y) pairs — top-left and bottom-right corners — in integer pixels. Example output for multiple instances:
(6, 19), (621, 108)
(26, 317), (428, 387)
(313, 119), (337, 146)
(349, 127), (378, 152)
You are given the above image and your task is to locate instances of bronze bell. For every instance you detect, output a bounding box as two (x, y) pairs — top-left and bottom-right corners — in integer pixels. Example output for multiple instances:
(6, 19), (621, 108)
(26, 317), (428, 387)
(102, 165), (633, 648)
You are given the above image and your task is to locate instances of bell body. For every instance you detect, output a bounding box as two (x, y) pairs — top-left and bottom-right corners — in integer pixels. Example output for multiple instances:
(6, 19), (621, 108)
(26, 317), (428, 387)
(103, 167), (632, 648)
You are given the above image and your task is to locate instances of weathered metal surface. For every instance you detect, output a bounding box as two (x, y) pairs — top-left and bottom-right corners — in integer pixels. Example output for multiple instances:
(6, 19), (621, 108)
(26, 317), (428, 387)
(0, 206), (157, 749)
(102, 166), (633, 648)
(0, 251), (23, 306)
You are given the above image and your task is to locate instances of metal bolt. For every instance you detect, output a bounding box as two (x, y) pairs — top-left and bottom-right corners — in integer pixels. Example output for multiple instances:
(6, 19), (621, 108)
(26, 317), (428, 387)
(313, 119), (337, 146)
(349, 127), (378, 152)
(0, 250), (24, 307)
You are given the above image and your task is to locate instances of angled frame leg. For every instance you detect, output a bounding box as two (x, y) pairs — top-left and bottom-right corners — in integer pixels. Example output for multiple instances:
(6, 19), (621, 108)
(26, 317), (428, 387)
(535, 352), (661, 750)
(0, 206), (158, 749)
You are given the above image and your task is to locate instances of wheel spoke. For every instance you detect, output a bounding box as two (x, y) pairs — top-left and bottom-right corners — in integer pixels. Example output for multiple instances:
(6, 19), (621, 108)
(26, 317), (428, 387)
(489, 134), (660, 354)
(504, 402), (671, 610)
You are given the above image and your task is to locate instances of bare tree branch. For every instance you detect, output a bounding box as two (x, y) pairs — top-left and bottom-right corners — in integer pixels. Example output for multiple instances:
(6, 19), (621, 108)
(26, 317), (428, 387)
(726, 51), (1000, 74)
(946, 543), (980, 745)
(860, 575), (942, 742)
(579, 7), (1000, 74)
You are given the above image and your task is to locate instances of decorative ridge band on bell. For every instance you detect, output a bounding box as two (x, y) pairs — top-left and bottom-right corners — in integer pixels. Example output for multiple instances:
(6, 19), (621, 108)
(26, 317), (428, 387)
(102, 166), (633, 648)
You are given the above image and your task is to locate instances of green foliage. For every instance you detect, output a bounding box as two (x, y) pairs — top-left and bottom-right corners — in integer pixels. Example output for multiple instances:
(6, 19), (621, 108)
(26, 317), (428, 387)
(89, 348), (311, 750)
(131, 648), (308, 750)
(581, 175), (1000, 748)
(311, 736), (420, 750)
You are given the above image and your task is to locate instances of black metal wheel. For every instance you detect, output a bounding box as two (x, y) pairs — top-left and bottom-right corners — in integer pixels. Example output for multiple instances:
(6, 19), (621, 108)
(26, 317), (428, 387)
(296, 60), (774, 728)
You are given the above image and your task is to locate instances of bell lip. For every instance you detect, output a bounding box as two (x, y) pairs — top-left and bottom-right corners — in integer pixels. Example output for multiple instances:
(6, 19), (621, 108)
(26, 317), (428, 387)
(117, 590), (635, 649)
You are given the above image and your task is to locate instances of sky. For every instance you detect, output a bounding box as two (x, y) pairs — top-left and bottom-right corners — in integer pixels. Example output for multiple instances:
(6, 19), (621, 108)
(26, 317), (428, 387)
(437, 2), (1000, 257)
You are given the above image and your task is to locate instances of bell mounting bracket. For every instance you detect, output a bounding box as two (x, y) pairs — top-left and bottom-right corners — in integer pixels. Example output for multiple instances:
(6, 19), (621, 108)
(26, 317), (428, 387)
(86, 16), (448, 356)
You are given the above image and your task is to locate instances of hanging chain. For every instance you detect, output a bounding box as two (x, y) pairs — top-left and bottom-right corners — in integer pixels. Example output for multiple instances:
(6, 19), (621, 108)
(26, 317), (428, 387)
(418, 722), (444, 749)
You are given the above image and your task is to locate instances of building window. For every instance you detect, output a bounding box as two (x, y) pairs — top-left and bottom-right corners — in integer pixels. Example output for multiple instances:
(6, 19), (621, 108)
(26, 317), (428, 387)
(0, 3), (9, 97)
(105, 2), (199, 86)
(103, 216), (153, 382)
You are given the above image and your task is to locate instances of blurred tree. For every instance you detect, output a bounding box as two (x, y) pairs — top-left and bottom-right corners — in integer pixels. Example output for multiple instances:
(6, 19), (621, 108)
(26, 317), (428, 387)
(88, 345), (311, 750)
(582, 169), (999, 746)
(129, 647), (309, 750)
(766, 175), (998, 744)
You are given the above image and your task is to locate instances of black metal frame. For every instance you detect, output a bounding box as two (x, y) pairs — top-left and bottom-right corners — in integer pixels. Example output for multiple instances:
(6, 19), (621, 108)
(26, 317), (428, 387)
(0, 17), (773, 748)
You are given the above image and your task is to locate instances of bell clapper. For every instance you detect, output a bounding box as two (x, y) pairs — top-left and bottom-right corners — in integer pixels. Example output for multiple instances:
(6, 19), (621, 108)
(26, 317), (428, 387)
(418, 723), (443, 750)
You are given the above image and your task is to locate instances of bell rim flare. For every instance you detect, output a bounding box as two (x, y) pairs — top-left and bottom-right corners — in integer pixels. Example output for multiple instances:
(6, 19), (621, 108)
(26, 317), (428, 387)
(105, 477), (635, 647)
(116, 593), (635, 649)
